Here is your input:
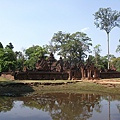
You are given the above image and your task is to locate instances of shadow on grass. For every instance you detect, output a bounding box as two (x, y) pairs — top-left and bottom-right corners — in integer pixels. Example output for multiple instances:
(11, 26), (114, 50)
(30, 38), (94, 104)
(0, 82), (34, 97)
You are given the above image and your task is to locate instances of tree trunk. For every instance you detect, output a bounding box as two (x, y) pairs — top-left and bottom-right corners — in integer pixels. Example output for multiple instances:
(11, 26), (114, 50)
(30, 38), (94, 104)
(107, 32), (110, 69)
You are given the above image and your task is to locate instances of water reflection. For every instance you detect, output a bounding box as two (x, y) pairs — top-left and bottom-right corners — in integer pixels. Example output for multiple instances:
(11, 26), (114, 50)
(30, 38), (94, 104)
(19, 93), (102, 120)
(0, 93), (120, 120)
(0, 97), (13, 112)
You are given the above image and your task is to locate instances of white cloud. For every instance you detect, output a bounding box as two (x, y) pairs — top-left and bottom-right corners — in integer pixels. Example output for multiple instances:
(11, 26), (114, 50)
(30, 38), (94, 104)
(81, 27), (89, 32)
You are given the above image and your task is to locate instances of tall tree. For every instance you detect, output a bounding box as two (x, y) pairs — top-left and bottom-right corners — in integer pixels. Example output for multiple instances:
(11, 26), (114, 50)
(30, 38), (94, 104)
(93, 7), (120, 69)
(46, 31), (92, 64)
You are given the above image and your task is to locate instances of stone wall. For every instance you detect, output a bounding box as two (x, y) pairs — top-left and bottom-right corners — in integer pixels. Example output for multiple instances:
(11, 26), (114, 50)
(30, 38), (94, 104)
(2, 71), (120, 80)
(14, 71), (69, 80)
(100, 71), (120, 79)
(1, 72), (14, 80)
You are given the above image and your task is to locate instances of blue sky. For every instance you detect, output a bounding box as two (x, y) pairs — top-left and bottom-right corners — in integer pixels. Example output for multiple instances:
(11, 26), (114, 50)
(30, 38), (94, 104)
(0, 0), (120, 58)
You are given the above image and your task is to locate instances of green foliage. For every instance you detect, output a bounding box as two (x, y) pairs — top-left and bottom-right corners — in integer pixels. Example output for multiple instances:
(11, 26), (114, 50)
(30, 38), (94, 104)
(25, 45), (47, 59)
(0, 42), (17, 72)
(94, 7), (120, 69)
(6, 42), (14, 50)
(93, 44), (102, 65)
(0, 42), (3, 49)
(46, 31), (92, 64)
(95, 54), (115, 71)
(0, 51), (4, 72)
(111, 57), (120, 72)
(0, 48), (4, 72)
(0, 47), (17, 72)
(98, 56), (108, 70)
(0, 43), (48, 72)
(93, 7), (120, 33)
(15, 51), (25, 71)
(88, 55), (108, 70)
(3, 48), (17, 72)
(93, 44), (101, 56)
(24, 45), (47, 70)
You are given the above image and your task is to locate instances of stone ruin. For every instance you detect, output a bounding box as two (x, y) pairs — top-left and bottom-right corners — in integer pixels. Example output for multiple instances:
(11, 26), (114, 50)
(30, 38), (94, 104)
(14, 53), (100, 80)
(2, 52), (120, 80)
(35, 53), (64, 72)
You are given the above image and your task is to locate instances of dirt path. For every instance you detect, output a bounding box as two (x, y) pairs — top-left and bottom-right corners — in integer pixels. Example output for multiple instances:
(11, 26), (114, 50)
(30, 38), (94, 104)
(87, 79), (120, 88)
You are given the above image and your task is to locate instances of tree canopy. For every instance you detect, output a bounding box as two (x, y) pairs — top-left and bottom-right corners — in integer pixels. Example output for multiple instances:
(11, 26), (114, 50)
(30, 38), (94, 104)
(45, 31), (92, 64)
(93, 7), (120, 69)
(23, 45), (48, 70)
(93, 7), (120, 33)
(0, 44), (16, 72)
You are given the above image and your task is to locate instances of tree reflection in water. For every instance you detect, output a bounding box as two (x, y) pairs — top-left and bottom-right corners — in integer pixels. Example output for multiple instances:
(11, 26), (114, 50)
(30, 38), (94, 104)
(0, 93), (120, 120)
(0, 97), (13, 112)
(18, 93), (102, 120)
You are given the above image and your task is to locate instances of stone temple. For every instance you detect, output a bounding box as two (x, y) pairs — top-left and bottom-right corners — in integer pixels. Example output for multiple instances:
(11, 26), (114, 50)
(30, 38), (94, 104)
(14, 53), (101, 80)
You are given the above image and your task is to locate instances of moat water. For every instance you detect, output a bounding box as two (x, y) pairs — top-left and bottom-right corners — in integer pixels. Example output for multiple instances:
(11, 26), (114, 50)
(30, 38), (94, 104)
(0, 93), (120, 120)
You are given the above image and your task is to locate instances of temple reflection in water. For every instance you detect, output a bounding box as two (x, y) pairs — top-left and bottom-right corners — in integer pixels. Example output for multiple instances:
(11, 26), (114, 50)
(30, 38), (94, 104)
(0, 93), (120, 120)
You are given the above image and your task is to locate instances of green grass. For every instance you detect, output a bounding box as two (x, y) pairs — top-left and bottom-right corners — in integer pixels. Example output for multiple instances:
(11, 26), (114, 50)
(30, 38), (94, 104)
(0, 76), (120, 96)
(31, 80), (120, 95)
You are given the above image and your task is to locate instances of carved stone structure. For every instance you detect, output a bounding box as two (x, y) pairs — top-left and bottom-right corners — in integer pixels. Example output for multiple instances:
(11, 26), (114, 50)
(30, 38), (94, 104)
(35, 53), (64, 72)
(14, 53), (101, 80)
(82, 62), (100, 80)
(15, 53), (69, 80)
(68, 60), (100, 80)
(36, 56), (49, 71)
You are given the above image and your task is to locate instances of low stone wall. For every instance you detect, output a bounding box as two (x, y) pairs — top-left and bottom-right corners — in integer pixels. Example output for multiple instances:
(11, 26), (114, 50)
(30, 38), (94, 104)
(2, 71), (120, 80)
(100, 72), (120, 79)
(14, 71), (69, 80)
(1, 72), (14, 80)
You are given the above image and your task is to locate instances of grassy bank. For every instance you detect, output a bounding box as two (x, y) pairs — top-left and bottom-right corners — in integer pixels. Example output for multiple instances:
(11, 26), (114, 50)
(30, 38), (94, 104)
(32, 80), (120, 95)
(0, 76), (120, 96)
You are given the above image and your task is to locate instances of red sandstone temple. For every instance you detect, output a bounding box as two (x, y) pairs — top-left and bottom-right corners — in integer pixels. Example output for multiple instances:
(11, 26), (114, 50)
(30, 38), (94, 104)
(14, 53), (100, 80)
